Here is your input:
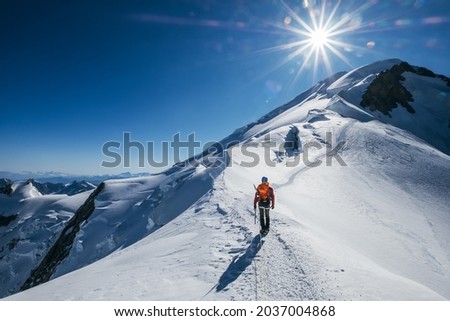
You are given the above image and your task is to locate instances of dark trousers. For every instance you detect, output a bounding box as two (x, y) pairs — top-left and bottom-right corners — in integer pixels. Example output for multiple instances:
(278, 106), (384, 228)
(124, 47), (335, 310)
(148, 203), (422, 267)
(259, 206), (270, 230)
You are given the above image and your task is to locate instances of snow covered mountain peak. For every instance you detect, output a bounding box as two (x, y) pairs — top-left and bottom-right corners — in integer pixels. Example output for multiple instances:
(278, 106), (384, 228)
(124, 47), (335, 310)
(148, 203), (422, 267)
(10, 180), (42, 199)
(220, 58), (450, 155)
(2, 58), (450, 300)
(327, 58), (403, 94)
(327, 59), (450, 154)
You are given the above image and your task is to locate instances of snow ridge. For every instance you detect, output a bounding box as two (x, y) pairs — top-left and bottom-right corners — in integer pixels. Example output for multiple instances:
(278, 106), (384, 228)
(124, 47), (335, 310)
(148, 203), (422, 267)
(2, 59), (450, 300)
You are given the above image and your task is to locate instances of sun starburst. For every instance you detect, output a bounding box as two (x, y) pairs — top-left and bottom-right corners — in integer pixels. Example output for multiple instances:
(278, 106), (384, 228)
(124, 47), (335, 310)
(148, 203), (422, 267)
(308, 27), (331, 49)
(258, 0), (376, 86)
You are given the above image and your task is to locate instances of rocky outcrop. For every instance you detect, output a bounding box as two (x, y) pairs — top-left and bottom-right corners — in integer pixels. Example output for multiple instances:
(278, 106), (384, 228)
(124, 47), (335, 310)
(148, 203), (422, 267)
(0, 214), (17, 227)
(0, 179), (12, 196)
(361, 61), (450, 117)
(360, 62), (416, 117)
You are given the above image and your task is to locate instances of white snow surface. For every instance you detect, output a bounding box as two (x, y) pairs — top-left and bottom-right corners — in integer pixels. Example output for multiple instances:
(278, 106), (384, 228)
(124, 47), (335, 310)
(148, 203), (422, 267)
(0, 186), (89, 298)
(2, 59), (450, 301)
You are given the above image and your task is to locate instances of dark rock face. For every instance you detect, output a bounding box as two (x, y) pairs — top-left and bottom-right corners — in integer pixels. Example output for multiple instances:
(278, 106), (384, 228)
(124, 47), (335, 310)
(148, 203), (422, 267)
(285, 125), (302, 157)
(0, 214), (17, 227)
(360, 61), (450, 117)
(360, 62), (416, 117)
(0, 179), (13, 196)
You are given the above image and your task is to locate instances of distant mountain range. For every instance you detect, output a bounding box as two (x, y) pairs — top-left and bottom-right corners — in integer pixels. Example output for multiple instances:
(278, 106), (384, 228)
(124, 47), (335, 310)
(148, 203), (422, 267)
(26, 179), (97, 196)
(0, 171), (150, 184)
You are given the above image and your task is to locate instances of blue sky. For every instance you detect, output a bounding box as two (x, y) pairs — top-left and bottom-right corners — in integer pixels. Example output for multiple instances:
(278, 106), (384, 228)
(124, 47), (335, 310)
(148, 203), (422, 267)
(1, 0), (449, 175)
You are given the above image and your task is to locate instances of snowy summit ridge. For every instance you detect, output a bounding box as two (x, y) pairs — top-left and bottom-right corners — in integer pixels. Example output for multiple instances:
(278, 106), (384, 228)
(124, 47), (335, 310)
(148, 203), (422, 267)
(1, 58), (450, 300)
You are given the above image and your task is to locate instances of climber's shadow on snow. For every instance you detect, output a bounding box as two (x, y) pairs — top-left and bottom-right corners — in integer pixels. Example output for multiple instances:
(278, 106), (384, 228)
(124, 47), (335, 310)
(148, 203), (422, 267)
(216, 234), (263, 292)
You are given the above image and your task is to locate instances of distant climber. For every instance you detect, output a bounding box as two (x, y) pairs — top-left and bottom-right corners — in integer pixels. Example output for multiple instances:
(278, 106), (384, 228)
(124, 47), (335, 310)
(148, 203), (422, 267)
(254, 176), (275, 236)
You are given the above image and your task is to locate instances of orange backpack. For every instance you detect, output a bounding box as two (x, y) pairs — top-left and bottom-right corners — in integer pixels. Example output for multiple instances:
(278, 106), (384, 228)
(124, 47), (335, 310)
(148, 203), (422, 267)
(257, 182), (270, 201)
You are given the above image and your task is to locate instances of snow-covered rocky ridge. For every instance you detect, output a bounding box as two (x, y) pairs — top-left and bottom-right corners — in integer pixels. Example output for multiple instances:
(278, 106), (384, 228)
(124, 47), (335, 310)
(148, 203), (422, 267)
(0, 181), (90, 298)
(2, 58), (450, 300)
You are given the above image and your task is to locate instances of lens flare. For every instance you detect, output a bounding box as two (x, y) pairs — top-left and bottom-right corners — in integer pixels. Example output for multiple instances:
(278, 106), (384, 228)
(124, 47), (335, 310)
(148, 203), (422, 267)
(252, 0), (378, 85)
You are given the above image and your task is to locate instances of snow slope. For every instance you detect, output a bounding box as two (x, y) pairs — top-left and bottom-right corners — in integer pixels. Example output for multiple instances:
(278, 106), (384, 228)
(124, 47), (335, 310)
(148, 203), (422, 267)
(2, 59), (450, 300)
(0, 182), (89, 298)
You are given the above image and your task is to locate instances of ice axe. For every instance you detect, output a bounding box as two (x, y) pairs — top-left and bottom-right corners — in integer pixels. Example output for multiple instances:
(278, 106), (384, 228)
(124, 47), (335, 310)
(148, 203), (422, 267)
(253, 184), (257, 224)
